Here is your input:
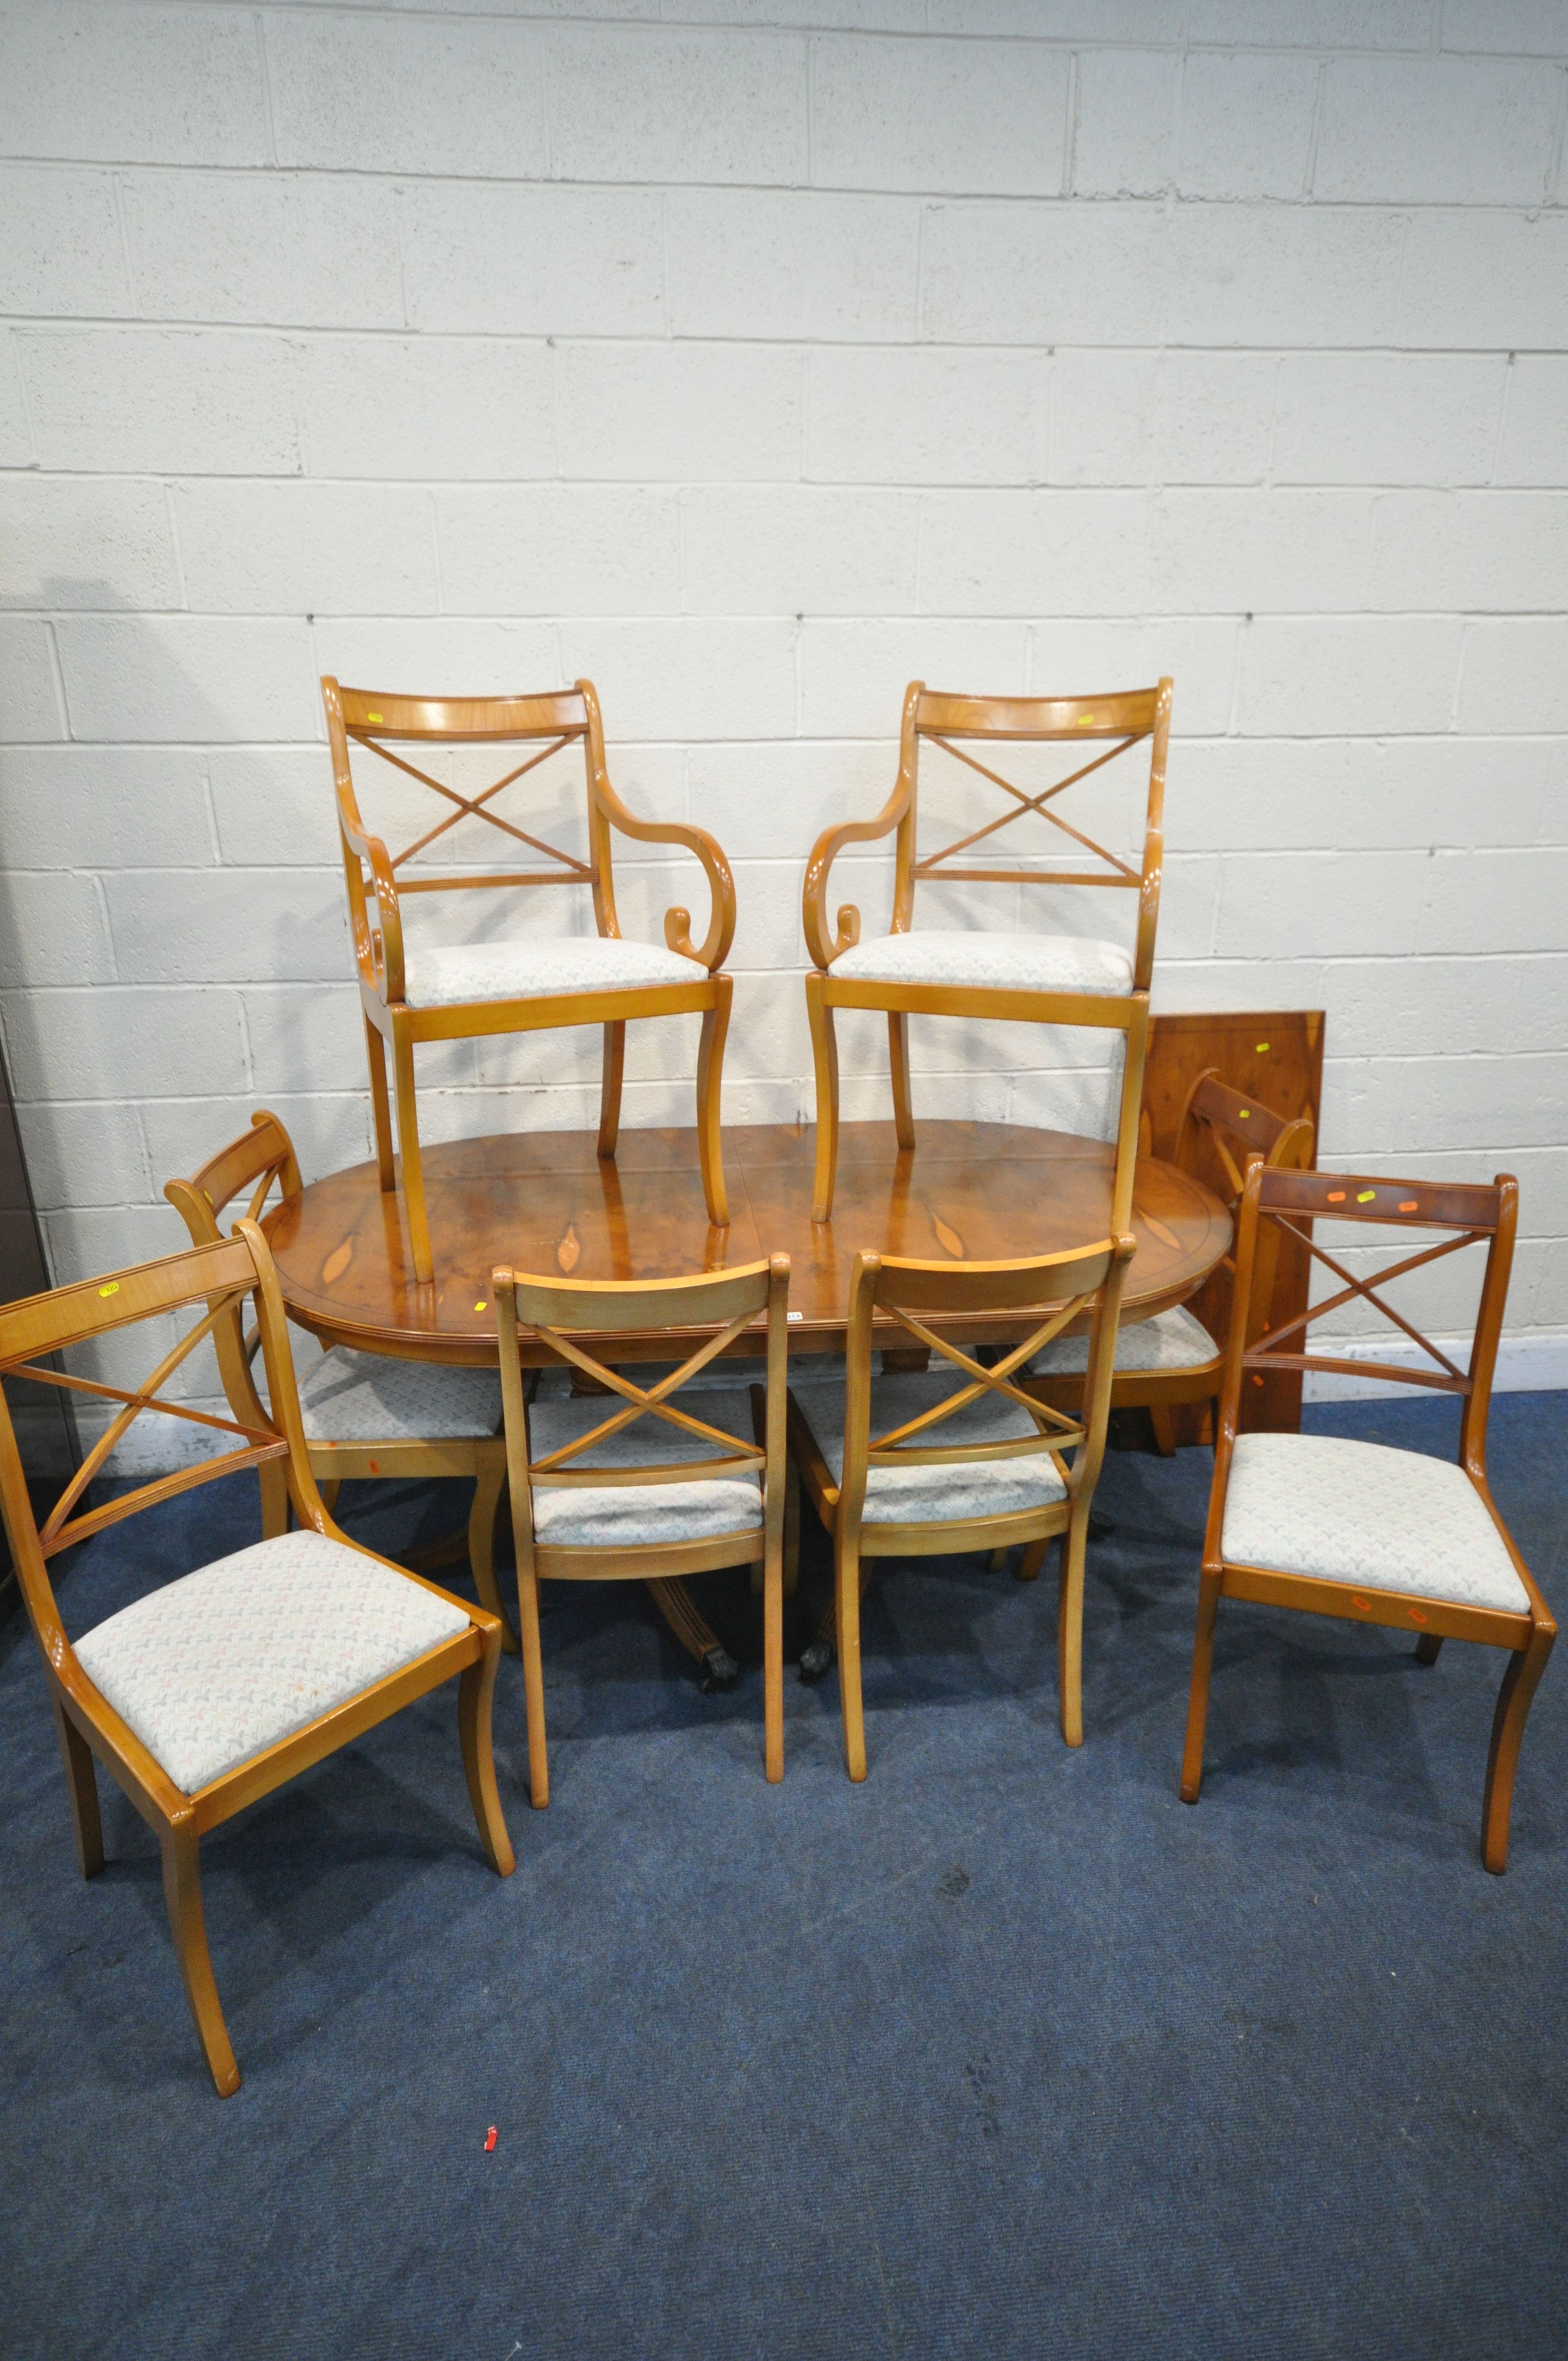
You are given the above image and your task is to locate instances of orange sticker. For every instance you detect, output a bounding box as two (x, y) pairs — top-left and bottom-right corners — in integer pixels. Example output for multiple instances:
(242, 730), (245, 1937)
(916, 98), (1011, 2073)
(97, 1281), (119, 1297)
(1251, 1374), (1264, 1388)
(1408, 1607), (1429, 1626)
(1352, 1596), (1371, 1613)
(1327, 1190), (1346, 1203)
(1398, 1200), (1418, 1213)
(483, 2126), (498, 2153)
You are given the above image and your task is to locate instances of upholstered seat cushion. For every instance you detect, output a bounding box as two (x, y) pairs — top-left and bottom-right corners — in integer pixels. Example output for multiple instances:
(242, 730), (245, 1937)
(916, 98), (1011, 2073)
(73, 1531), (472, 1794)
(790, 1370), (1067, 1526)
(1221, 1433), (1530, 1613)
(830, 930), (1133, 996)
(527, 1391), (763, 1550)
(295, 1346), (502, 1444)
(1032, 1302), (1218, 1378)
(403, 936), (704, 1008)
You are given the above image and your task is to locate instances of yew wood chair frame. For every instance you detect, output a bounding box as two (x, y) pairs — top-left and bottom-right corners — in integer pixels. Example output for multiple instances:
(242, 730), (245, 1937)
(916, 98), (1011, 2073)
(495, 1256), (792, 1800)
(324, 676), (738, 1283)
(164, 1108), (515, 1649)
(1182, 1162), (1555, 1874)
(802, 681), (1172, 1225)
(1026, 1068), (1314, 1454)
(788, 1235), (1135, 1778)
(0, 1225), (513, 2097)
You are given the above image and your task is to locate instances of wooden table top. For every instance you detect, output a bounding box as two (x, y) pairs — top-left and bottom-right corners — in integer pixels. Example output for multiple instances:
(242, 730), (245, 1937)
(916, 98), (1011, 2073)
(267, 1120), (1232, 1367)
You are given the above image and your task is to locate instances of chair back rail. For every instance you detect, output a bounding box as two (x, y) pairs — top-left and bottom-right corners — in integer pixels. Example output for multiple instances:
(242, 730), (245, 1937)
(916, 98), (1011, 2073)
(1172, 1067), (1315, 1351)
(164, 1109), (302, 1437)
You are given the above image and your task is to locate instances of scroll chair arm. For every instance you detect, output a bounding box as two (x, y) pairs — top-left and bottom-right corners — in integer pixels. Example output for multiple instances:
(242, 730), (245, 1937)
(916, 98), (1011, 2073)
(336, 791), (406, 1004)
(596, 780), (737, 972)
(802, 775), (913, 973)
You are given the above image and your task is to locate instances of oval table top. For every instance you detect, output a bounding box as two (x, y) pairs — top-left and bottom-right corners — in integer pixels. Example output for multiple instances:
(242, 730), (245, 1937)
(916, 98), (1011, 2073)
(267, 1120), (1231, 1367)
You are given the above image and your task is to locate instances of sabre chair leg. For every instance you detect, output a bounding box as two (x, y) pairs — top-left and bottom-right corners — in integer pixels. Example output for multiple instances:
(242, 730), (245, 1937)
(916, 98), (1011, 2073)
(806, 973), (840, 1225)
(364, 1014), (396, 1193)
(888, 1010), (916, 1152)
(1480, 1625), (1555, 1874)
(160, 1819), (239, 2098)
(391, 1024), (434, 1286)
(1058, 1508), (1089, 1748)
(597, 1020), (625, 1162)
(764, 1537), (785, 1785)
(515, 1561), (550, 1810)
(1180, 1568), (1224, 1803)
(1016, 1538), (1049, 1584)
(317, 1475), (341, 1516)
(467, 1448), (517, 1653)
(1414, 1633), (1444, 1666)
(50, 1696), (104, 1880)
(1149, 1405), (1178, 1458)
(459, 1646), (516, 1878)
(836, 1536), (868, 1782)
(695, 980), (732, 1228)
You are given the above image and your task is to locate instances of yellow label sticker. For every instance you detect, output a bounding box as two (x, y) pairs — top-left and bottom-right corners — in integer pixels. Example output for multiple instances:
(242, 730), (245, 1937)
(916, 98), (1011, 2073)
(366, 711), (384, 724)
(1255, 1041), (1270, 1053)
(97, 1281), (119, 1297)
(473, 1301), (487, 1313)
(1076, 715), (1095, 727)
(1357, 1189), (1376, 1203)
(1237, 1108), (1250, 1119)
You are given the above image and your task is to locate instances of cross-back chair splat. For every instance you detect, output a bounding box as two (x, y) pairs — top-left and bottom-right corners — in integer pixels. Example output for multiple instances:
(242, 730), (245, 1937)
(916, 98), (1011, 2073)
(788, 1237), (1134, 1777)
(496, 1257), (793, 1798)
(324, 677), (739, 1282)
(801, 679), (1171, 1225)
(165, 1110), (517, 1650)
(0, 1225), (513, 2096)
(1180, 1163), (1554, 1874)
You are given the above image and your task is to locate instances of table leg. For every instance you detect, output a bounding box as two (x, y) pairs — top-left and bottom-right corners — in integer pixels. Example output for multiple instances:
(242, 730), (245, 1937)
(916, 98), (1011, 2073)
(644, 1576), (738, 1691)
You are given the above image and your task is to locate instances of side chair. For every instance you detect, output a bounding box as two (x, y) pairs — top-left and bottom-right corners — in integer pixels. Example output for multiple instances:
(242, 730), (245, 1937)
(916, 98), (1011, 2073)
(324, 676), (737, 1283)
(802, 680), (1172, 1225)
(494, 1256), (793, 1797)
(1027, 1068), (1314, 1453)
(1182, 1161), (1555, 1873)
(165, 1110), (514, 1649)
(0, 1224), (513, 2097)
(787, 1234), (1135, 1778)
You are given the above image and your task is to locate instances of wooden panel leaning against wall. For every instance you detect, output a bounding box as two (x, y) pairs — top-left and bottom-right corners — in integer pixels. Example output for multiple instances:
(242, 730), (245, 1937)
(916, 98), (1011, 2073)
(1140, 1010), (1325, 1446)
(0, 1031), (79, 1614)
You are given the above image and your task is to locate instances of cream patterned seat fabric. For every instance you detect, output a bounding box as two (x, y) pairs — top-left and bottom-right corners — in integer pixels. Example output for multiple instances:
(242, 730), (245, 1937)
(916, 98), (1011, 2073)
(403, 937), (703, 1009)
(830, 931), (1134, 996)
(1031, 1302), (1218, 1378)
(1221, 1433), (1529, 1614)
(790, 1370), (1067, 1526)
(527, 1391), (763, 1549)
(293, 1346), (502, 1444)
(73, 1531), (472, 1794)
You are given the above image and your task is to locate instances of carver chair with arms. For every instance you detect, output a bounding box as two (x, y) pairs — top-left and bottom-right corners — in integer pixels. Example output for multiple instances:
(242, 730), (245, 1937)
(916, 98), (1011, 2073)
(802, 680), (1172, 1225)
(1181, 1162), (1555, 1873)
(324, 676), (737, 1283)
(1027, 1068), (1314, 1454)
(164, 1109), (514, 1648)
(0, 1225), (513, 2097)
(495, 1256), (793, 1799)
(788, 1234), (1135, 1778)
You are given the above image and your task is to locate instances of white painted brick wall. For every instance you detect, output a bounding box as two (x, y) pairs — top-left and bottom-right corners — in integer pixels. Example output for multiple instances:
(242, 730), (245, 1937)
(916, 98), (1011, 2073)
(1, 0), (1565, 1432)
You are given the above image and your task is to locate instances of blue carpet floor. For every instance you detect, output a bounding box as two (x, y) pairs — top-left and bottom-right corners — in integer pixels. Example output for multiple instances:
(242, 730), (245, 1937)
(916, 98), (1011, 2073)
(3, 1393), (1566, 2361)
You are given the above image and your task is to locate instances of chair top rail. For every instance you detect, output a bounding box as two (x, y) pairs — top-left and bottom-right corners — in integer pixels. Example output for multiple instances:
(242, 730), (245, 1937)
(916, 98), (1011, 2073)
(916, 686), (1164, 739)
(178, 1109), (294, 1225)
(332, 683), (590, 742)
(1256, 1168), (1504, 1231)
(1187, 1071), (1303, 1163)
(0, 1237), (261, 1367)
(498, 1257), (777, 1337)
(870, 1242), (1120, 1317)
